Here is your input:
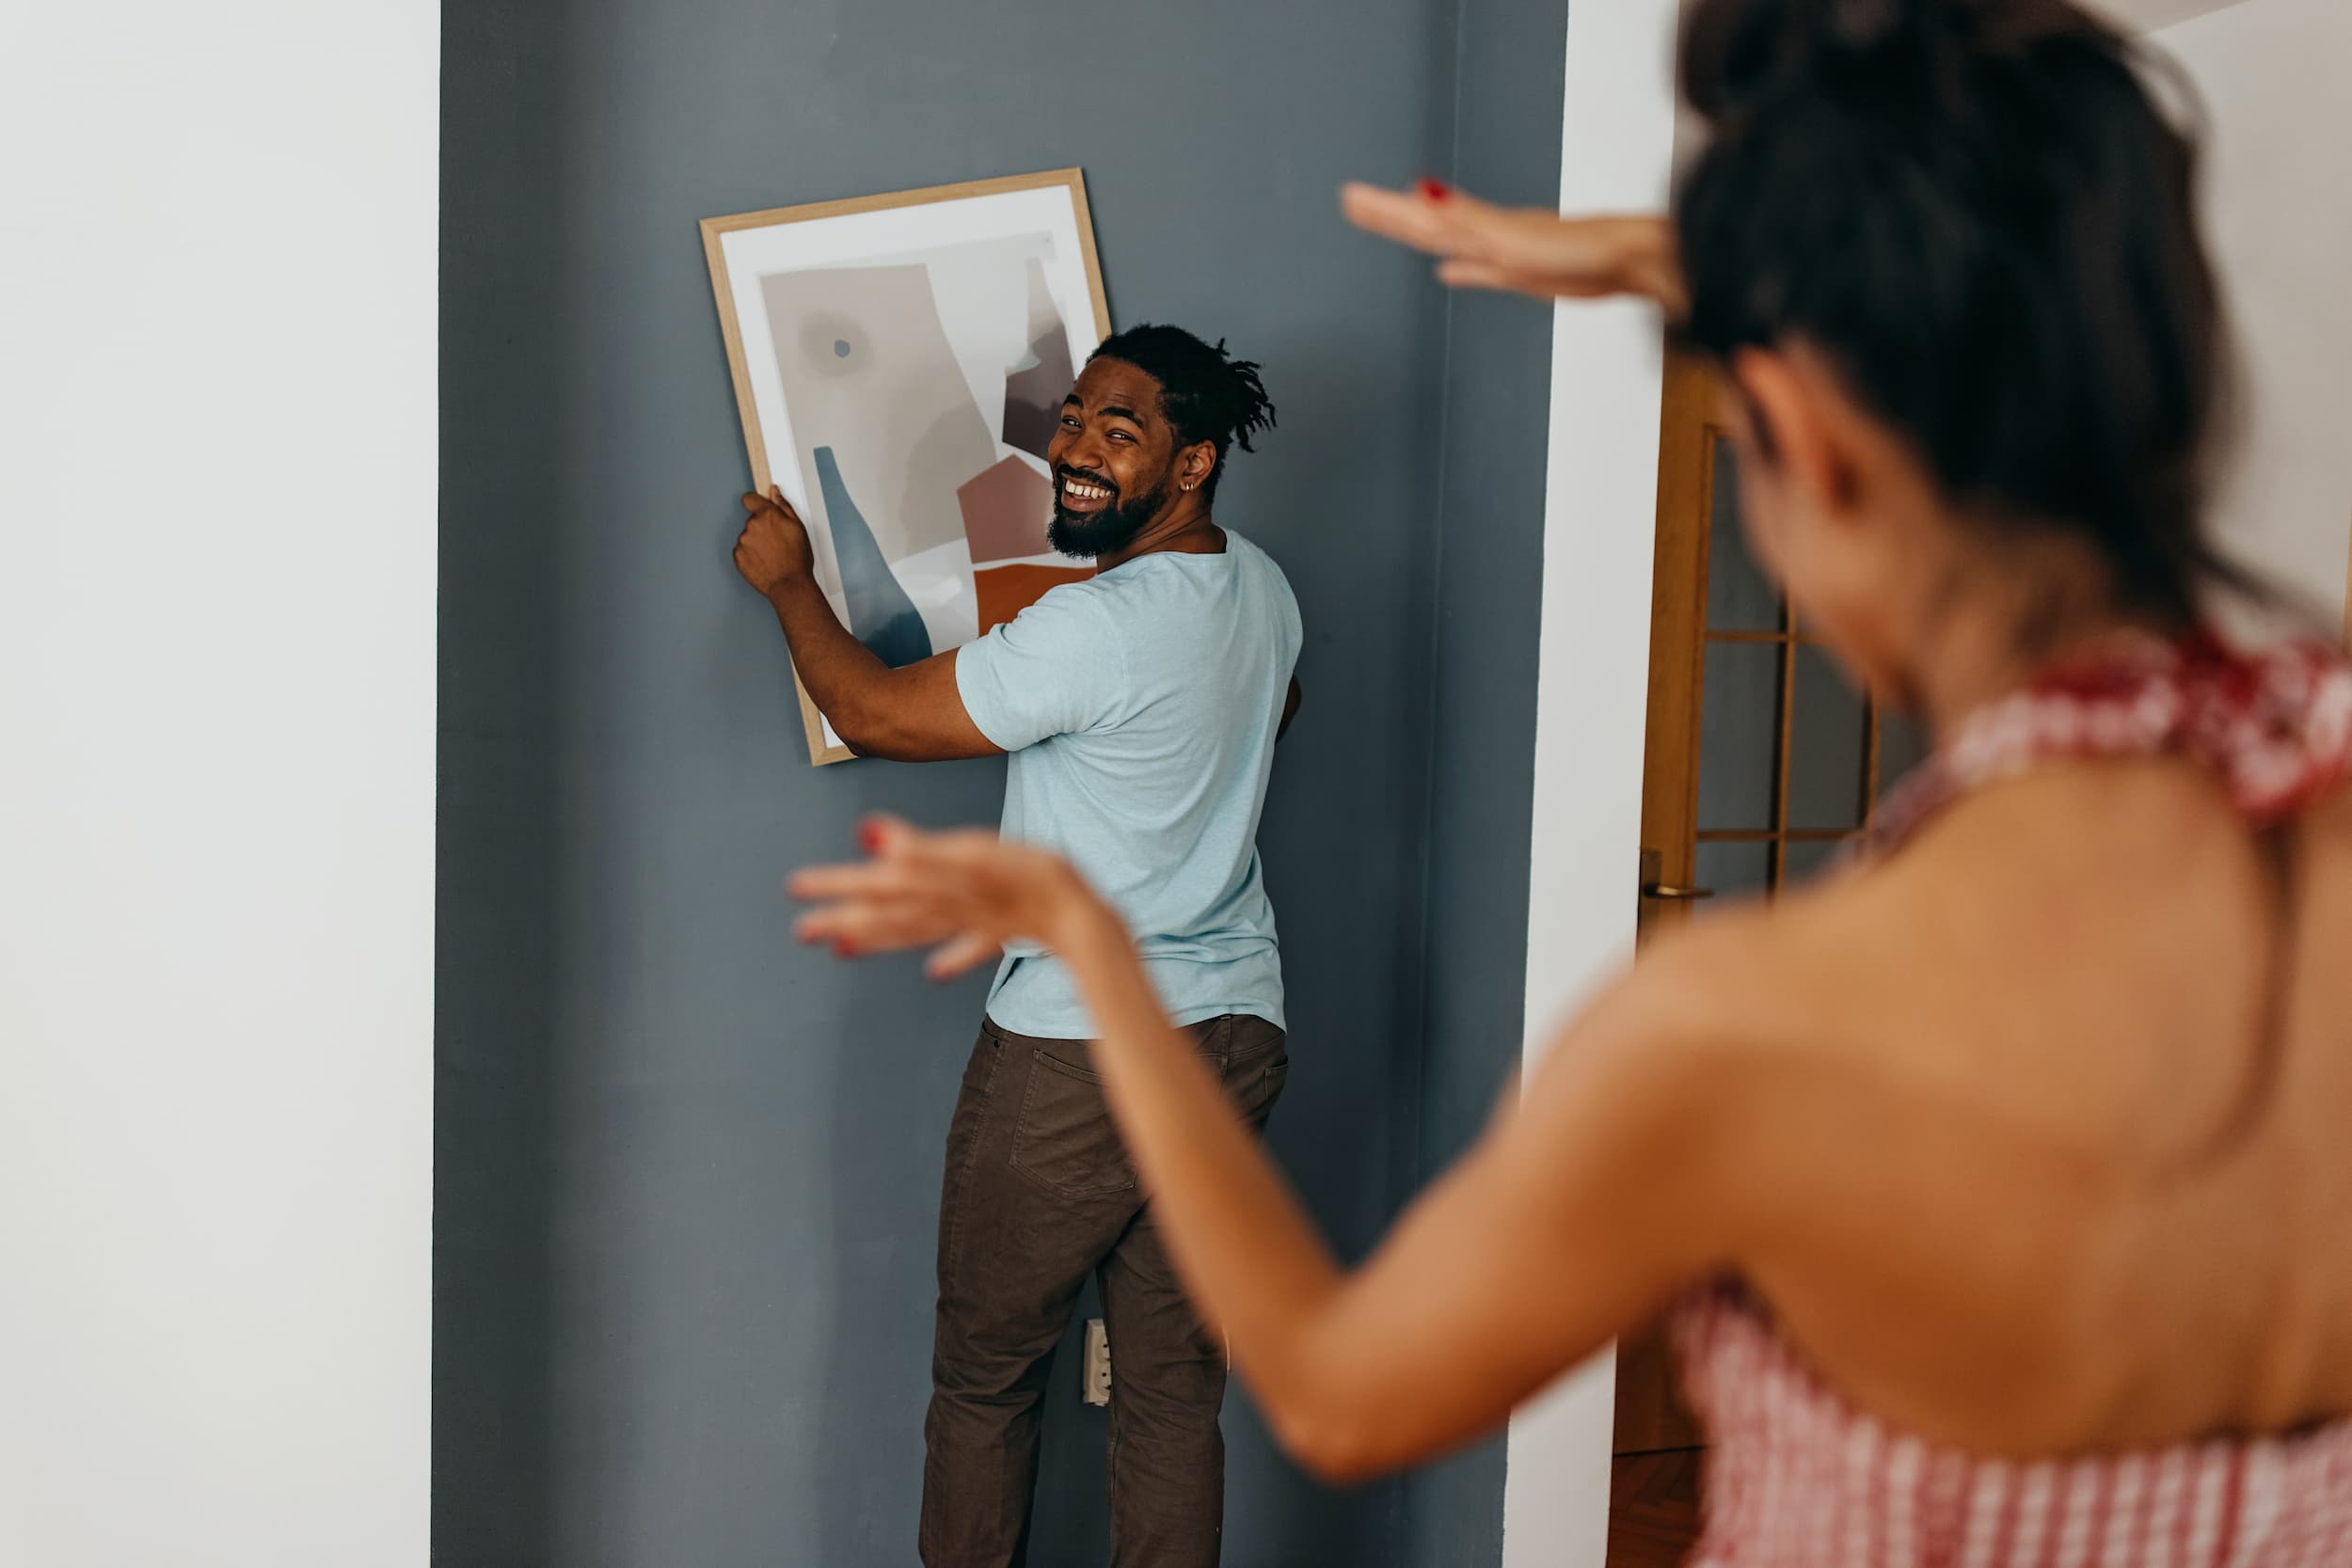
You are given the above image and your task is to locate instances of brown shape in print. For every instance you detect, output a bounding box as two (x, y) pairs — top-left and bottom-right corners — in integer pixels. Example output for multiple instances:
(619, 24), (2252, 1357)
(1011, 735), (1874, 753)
(977, 562), (1093, 634)
(1001, 260), (1075, 462)
(957, 455), (1056, 565)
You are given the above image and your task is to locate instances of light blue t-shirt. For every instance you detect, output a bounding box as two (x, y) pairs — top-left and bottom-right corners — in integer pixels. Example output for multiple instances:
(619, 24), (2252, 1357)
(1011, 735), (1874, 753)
(953, 531), (1301, 1039)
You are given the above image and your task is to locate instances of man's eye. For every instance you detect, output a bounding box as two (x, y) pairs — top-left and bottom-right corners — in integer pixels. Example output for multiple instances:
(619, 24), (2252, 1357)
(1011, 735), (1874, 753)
(1109, 431), (1131, 443)
(1060, 415), (1082, 428)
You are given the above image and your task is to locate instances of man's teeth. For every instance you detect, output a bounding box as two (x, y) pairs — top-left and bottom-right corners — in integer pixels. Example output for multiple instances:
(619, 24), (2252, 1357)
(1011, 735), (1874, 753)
(1062, 478), (1111, 502)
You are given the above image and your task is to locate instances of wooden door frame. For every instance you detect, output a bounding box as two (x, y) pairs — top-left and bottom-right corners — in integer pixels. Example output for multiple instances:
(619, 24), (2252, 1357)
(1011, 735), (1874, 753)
(1610, 349), (1725, 1463)
(1636, 351), (1726, 922)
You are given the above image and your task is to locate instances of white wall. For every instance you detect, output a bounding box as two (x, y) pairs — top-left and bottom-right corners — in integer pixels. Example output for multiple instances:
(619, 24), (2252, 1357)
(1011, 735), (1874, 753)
(2155, 0), (2352, 628)
(2086, 0), (2252, 34)
(0, 7), (438, 1566)
(1502, 4), (1685, 1565)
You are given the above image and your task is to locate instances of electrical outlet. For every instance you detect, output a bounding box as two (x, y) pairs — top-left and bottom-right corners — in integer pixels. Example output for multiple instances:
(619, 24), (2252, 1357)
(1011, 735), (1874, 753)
(1083, 1318), (1112, 1406)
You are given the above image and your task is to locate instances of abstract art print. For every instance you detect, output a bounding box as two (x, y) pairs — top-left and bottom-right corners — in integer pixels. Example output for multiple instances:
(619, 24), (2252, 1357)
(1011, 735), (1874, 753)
(703, 169), (1112, 764)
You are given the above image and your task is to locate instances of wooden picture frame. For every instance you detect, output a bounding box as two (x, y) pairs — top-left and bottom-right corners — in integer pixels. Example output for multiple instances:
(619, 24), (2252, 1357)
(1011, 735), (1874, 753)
(702, 168), (1113, 765)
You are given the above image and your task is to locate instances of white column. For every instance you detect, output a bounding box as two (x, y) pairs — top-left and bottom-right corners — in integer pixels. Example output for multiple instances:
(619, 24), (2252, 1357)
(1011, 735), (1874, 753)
(0, 6), (439, 1565)
(1501, 3), (1685, 1564)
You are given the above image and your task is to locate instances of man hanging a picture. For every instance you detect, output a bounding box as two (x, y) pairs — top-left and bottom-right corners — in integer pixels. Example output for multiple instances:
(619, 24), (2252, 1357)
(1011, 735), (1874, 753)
(731, 323), (1304, 1568)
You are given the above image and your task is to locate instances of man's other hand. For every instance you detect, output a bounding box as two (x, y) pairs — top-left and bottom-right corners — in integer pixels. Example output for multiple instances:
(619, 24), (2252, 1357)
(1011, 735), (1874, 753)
(734, 485), (816, 596)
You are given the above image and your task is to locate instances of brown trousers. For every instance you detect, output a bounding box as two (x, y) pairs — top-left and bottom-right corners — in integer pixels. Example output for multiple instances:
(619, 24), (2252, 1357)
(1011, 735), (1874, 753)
(919, 1013), (1289, 1568)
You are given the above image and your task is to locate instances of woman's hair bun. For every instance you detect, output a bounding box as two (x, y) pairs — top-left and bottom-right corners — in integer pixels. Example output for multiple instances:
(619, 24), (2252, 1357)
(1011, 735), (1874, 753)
(1673, 0), (2243, 630)
(1683, 0), (2126, 126)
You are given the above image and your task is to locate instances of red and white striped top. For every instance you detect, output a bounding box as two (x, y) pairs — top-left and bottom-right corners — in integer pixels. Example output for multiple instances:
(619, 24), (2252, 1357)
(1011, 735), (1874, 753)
(1675, 1287), (2352, 1567)
(1672, 628), (2352, 1567)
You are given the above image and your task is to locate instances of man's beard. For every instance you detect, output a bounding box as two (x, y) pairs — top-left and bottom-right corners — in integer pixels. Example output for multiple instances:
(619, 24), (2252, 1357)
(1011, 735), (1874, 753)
(1048, 465), (1175, 560)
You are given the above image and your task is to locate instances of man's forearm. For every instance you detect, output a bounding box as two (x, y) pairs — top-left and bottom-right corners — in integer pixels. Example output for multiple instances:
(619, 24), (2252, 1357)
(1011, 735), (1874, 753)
(765, 573), (890, 738)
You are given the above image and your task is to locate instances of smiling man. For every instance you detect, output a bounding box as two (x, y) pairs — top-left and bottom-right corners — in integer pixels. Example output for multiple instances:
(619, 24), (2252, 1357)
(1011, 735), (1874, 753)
(733, 323), (1302, 1568)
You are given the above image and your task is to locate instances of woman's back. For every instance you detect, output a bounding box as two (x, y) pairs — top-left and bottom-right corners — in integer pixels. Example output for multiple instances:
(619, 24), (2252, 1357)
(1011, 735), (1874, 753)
(1708, 758), (2352, 1455)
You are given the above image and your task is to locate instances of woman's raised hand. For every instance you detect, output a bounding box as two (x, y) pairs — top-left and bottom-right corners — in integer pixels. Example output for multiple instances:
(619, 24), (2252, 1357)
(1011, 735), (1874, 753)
(1340, 180), (1685, 316)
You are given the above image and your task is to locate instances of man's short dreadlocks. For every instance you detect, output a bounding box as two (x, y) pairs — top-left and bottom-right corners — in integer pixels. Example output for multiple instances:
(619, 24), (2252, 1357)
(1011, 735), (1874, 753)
(1089, 324), (1277, 500)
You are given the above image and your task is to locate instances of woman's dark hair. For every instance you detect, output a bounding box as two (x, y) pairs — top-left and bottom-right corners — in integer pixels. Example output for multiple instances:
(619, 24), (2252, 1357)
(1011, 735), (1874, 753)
(1675, 0), (2255, 627)
(1090, 324), (1278, 499)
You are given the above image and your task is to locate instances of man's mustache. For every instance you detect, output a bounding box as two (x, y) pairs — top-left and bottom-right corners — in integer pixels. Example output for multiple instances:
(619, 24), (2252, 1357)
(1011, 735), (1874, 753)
(1055, 466), (1119, 499)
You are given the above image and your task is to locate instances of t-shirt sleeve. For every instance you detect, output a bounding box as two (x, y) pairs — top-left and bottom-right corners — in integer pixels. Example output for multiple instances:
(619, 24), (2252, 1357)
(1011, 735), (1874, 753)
(953, 585), (1124, 752)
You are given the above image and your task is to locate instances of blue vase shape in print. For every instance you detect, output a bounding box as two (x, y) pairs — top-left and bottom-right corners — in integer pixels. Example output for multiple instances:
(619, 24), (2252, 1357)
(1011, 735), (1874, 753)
(814, 445), (933, 668)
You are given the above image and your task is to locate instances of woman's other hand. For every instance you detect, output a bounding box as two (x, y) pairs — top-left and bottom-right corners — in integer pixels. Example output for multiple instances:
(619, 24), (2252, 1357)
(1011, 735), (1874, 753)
(789, 816), (1106, 981)
(1340, 180), (1686, 317)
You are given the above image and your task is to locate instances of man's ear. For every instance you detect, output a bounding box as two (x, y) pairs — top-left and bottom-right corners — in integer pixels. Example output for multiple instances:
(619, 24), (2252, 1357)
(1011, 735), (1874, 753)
(1178, 440), (1217, 493)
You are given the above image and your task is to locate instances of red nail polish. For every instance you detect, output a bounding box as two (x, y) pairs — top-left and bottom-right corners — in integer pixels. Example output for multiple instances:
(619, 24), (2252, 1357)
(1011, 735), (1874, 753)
(834, 939), (857, 958)
(1418, 177), (1452, 203)
(857, 821), (883, 853)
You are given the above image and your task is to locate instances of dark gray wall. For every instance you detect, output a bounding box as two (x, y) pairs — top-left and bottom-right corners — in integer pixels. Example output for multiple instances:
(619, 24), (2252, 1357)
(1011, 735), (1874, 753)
(433, 0), (1546, 1564)
(1395, 1), (1570, 1562)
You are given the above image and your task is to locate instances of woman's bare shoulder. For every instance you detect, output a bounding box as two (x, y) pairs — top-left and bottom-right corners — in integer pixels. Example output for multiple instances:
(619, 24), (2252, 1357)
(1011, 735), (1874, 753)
(1592, 804), (2173, 1162)
(1629, 761), (2328, 1162)
(1551, 897), (1938, 1169)
(1555, 760), (2346, 1155)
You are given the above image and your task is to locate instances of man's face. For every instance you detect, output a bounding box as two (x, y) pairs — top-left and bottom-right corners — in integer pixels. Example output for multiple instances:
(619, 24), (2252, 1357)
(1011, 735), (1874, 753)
(1043, 357), (1184, 559)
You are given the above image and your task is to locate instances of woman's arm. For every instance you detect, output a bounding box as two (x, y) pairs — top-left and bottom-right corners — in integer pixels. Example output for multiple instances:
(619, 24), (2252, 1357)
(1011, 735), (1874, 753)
(1060, 902), (1744, 1477)
(791, 822), (1756, 1481)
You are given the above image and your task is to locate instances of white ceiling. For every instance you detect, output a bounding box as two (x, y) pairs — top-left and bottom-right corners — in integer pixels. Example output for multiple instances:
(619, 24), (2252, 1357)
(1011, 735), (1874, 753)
(2081, 0), (2258, 33)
